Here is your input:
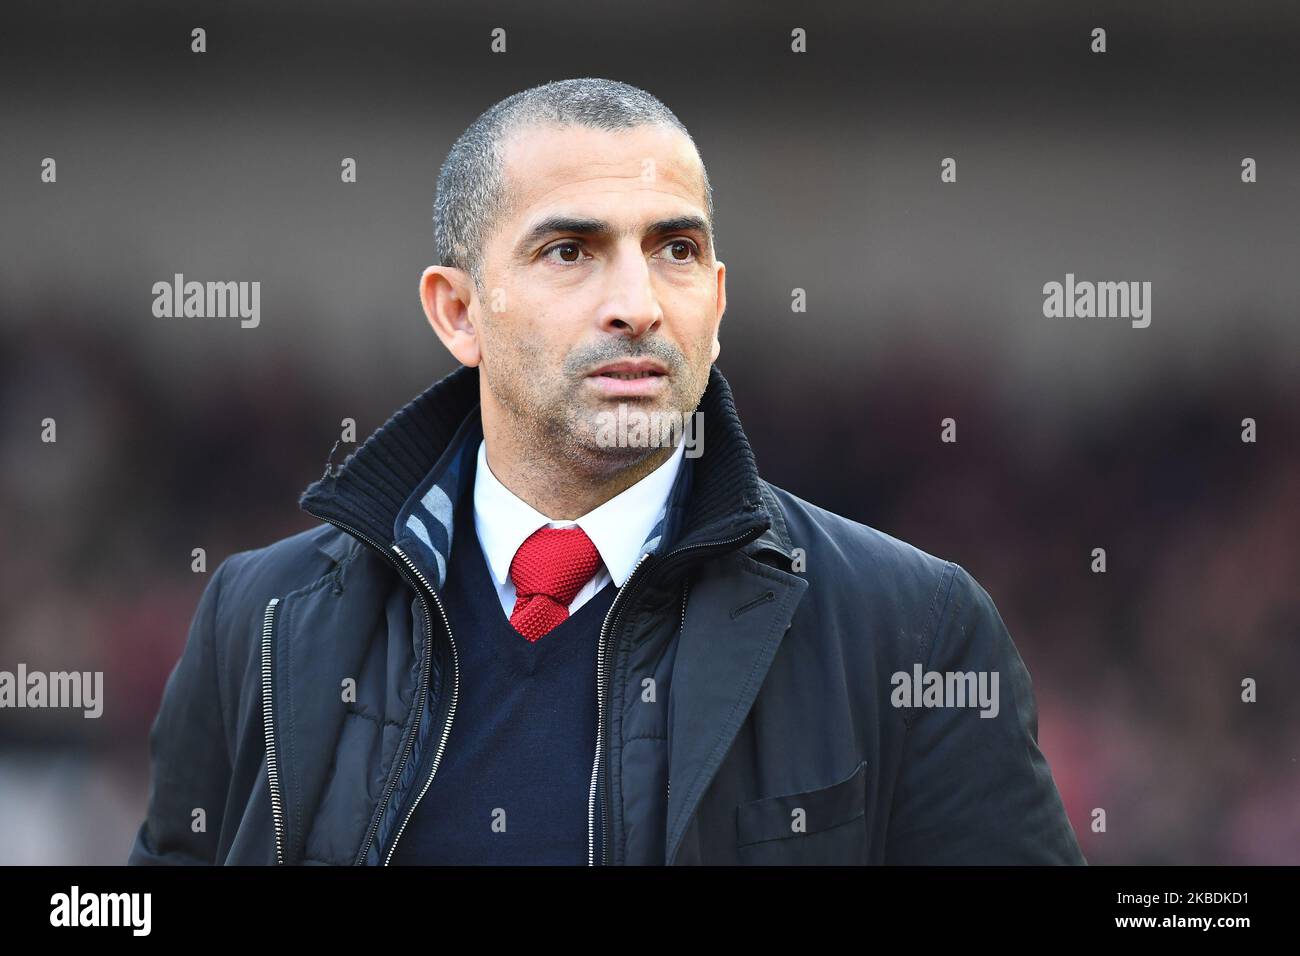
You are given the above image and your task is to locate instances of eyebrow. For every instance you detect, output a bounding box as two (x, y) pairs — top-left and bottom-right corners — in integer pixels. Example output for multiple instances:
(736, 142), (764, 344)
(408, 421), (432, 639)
(514, 214), (713, 259)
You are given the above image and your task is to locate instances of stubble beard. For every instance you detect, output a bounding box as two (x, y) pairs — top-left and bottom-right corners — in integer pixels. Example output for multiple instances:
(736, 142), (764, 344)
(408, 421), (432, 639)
(481, 335), (711, 485)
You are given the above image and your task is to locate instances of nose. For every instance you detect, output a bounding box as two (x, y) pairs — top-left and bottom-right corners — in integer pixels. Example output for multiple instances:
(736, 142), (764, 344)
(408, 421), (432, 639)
(596, 245), (663, 338)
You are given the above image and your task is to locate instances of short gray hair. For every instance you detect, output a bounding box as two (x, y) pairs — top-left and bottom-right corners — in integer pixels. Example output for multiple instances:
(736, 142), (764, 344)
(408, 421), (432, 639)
(433, 77), (715, 293)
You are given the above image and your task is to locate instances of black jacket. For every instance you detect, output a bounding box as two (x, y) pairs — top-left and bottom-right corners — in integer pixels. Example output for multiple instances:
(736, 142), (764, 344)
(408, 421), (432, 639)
(128, 363), (1086, 865)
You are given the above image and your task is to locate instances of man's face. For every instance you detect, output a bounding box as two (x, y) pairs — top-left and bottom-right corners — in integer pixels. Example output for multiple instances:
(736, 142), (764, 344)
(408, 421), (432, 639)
(468, 122), (725, 470)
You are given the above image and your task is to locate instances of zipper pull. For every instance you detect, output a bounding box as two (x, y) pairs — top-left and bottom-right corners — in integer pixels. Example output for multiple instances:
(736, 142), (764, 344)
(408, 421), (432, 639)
(321, 438), (344, 479)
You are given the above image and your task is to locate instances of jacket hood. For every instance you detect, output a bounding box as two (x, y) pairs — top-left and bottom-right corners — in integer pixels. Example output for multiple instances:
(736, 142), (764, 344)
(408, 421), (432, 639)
(297, 362), (793, 588)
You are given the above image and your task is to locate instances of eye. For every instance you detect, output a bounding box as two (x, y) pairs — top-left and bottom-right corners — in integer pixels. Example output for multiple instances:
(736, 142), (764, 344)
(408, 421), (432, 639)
(655, 238), (699, 264)
(541, 240), (587, 264)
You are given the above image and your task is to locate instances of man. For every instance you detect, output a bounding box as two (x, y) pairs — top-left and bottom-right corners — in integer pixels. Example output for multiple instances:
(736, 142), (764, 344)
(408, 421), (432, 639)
(129, 78), (1085, 866)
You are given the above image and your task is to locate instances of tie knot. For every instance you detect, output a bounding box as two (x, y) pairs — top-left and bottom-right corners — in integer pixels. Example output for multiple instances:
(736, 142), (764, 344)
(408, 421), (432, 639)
(509, 525), (602, 609)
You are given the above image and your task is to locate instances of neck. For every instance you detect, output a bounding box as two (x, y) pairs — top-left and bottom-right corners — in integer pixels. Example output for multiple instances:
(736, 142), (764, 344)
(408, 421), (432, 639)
(481, 408), (675, 521)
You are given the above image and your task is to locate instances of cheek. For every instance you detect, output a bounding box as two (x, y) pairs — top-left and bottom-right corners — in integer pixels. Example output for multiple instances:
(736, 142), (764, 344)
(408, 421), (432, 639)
(483, 307), (568, 380)
(691, 317), (720, 355)
(502, 287), (589, 353)
(495, 281), (554, 333)
(480, 289), (535, 344)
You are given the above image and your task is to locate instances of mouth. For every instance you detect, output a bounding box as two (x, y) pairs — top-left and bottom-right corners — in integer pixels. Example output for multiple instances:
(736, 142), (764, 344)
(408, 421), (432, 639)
(586, 360), (668, 379)
(585, 360), (669, 397)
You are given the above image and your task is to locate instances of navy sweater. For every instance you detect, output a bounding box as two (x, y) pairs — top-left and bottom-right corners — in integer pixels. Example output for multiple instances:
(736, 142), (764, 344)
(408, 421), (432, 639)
(389, 477), (617, 865)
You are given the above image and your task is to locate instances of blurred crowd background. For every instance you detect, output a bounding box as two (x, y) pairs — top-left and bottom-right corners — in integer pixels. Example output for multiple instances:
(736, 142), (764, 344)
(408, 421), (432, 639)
(2, 0), (1297, 864)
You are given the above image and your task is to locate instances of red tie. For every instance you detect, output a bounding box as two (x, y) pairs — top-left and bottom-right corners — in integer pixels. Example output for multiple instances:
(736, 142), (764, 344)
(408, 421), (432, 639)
(508, 526), (603, 641)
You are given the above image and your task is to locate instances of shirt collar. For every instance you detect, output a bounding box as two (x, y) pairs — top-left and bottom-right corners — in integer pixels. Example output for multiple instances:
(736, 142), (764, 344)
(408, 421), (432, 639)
(473, 438), (686, 590)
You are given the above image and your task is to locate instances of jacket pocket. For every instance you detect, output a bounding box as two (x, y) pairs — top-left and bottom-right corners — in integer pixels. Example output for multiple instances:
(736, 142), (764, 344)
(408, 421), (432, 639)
(735, 759), (869, 864)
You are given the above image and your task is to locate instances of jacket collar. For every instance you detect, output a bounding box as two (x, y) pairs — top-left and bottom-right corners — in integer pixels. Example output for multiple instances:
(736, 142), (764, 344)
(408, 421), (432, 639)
(298, 363), (793, 588)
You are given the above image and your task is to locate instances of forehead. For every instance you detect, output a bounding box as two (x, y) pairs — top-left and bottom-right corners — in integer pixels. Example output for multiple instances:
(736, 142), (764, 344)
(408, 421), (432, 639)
(496, 122), (707, 226)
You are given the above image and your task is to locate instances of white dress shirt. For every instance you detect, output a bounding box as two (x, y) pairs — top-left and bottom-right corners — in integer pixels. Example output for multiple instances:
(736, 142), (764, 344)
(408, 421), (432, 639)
(472, 437), (685, 621)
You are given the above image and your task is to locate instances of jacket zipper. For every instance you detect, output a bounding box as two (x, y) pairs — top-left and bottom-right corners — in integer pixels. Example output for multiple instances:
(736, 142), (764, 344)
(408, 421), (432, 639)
(261, 597), (285, 865)
(665, 582), (688, 811)
(381, 544), (459, 865)
(588, 525), (764, 865)
(588, 552), (651, 866)
(294, 510), (459, 866)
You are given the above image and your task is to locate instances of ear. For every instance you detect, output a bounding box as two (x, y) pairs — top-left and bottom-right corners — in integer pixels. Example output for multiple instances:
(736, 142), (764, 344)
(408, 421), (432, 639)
(710, 258), (726, 363)
(420, 266), (480, 366)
